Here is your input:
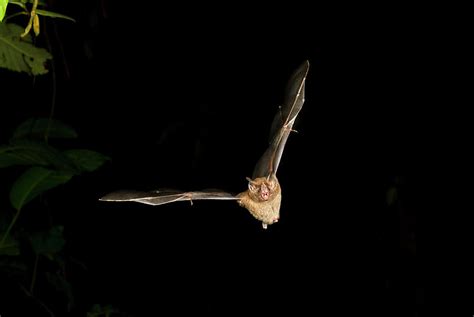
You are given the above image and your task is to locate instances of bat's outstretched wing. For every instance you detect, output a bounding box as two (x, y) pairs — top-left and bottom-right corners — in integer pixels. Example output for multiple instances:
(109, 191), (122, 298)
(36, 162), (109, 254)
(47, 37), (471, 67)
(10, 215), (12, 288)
(252, 60), (310, 179)
(100, 189), (238, 206)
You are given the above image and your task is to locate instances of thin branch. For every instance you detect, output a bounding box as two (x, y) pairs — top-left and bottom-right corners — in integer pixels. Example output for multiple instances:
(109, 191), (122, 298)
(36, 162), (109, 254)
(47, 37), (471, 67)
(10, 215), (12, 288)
(19, 283), (55, 317)
(30, 253), (40, 293)
(43, 17), (57, 142)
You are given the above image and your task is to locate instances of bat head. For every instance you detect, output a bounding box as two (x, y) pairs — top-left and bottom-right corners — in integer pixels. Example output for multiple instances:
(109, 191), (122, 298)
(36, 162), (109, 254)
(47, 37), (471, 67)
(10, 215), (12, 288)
(246, 176), (279, 202)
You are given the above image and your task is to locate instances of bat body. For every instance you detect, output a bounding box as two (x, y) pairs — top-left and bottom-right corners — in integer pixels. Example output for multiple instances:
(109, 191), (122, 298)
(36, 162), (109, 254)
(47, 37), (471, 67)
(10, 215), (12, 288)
(100, 61), (310, 229)
(236, 176), (281, 229)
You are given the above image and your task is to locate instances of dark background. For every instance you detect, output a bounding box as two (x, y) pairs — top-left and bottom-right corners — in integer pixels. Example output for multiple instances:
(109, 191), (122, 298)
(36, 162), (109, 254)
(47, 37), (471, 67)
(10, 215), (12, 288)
(1, 1), (421, 316)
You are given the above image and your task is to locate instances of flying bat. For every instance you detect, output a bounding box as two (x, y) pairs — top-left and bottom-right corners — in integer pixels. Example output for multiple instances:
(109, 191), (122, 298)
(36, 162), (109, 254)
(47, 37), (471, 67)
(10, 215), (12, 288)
(100, 60), (310, 229)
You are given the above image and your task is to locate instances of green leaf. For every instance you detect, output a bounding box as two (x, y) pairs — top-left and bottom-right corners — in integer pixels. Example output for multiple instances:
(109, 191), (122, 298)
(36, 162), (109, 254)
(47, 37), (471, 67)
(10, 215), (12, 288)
(0, 146), (30, 167)
(0, 139), (78, 171)
(0, 142), (52, 168)
(29, 225), (65, 257)
(10, 166), (73, 210)
(35, 9), (75, 22)
(11, 117), (78, 140)
(0, 233), (20, 256)
(64, 149), (110, 172)
(0, 23), (52, 75)
(0, 0), (7, 22)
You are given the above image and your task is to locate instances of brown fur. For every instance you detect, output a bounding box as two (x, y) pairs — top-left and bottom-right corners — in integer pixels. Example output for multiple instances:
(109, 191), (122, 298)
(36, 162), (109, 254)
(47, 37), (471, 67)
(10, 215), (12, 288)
(237, 176), (281, 227)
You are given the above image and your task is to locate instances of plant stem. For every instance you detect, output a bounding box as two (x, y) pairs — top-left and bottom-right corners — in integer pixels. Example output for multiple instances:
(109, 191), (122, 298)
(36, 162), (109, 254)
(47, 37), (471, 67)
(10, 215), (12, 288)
(30, 253), (40, 293)
(3, 11), (29, 21)
(0, 207), (22, 247)
(44, 17), (57, 143)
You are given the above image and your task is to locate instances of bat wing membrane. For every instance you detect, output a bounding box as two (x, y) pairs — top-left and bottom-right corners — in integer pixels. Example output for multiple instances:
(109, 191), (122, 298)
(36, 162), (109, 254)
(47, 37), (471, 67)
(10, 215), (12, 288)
(100, 189), (238, 206)
(252, 60), (309, 178)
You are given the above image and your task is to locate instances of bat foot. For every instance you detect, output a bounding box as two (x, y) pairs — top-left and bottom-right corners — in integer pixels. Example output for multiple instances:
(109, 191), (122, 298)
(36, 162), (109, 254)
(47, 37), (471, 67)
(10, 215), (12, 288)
(262, 223), (268, 229)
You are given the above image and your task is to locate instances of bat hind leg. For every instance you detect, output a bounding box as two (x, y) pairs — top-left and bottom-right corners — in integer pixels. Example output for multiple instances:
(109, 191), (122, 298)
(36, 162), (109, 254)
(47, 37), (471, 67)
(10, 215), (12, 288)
(262, 222), (268, 229)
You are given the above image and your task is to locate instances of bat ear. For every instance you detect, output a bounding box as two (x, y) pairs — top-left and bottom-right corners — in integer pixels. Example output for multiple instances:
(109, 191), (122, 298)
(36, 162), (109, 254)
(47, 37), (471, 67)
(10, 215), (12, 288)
(266, 174), (278, 190)
(248, 183), (257, 192)
(267, 180), (277, 190)
(246, 177), (258, 192)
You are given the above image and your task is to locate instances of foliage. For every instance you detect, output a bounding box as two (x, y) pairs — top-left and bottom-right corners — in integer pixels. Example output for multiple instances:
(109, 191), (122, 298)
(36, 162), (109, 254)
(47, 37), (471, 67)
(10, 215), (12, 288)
(12, 117), (78, 140)
(0, 0), (74, 75)
(0, 22), (51, 74)
(1, 1), (126, 315)
(0, 117), (109, 314)
(0, 117), (109, 211)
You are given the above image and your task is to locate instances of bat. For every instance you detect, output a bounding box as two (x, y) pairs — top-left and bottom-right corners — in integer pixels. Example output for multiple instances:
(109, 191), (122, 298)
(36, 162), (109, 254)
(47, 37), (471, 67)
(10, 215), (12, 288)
(100, 60), (310, 229)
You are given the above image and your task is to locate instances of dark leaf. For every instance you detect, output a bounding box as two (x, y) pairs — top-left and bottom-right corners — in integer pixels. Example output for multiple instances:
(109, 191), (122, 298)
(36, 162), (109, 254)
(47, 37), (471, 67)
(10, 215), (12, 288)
(0, 233), (20, 256)
(11, 117), (78, 140)
(63, 149), (110, 172)
(10, 167), (73, 210)
(29, 225), (65, 257)
(0, 139), (78, 171)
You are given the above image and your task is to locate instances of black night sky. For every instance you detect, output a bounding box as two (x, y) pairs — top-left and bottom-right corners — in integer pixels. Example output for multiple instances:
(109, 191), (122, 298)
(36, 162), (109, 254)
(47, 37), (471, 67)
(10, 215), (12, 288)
(1, 2), (423, 316)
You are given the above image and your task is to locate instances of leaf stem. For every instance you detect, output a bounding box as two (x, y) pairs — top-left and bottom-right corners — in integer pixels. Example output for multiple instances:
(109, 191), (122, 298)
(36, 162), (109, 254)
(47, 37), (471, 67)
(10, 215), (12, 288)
(0, 207), (22, 247)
